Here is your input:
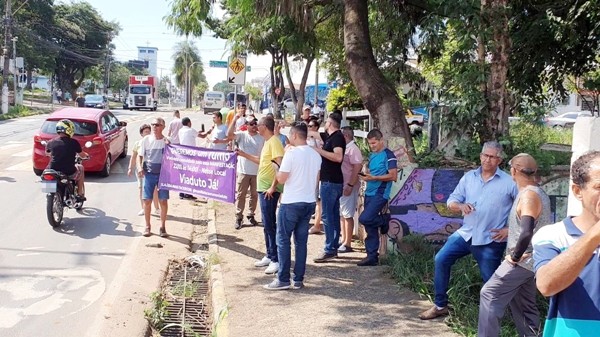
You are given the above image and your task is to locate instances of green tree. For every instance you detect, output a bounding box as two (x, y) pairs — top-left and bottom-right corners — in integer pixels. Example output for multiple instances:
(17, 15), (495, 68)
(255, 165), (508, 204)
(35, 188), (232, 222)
(158, 75), (171, 100)
(51, 2), (119, 96)
(172, 40), (206, 108)
(109, 62), (133, 93)
(213, 80), (234, 94)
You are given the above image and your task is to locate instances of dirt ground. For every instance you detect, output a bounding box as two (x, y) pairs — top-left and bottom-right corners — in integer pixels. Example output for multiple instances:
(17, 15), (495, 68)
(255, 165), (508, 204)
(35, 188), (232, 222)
(211, 201), (460, 337)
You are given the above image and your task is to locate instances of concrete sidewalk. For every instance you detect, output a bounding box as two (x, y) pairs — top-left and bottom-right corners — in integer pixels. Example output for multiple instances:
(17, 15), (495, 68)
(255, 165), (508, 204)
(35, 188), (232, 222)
(209, 201), (460, 337)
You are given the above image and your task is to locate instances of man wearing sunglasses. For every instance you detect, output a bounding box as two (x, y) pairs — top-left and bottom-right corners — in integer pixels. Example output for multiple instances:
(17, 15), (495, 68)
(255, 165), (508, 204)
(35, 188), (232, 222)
(420, 141), (518, 320)
(227, 112), (265, 230)
(137, 117), (170, 238)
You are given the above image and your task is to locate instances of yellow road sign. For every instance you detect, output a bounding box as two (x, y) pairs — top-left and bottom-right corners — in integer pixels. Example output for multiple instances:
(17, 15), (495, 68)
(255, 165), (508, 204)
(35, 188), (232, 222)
(229, 58), (245, 74)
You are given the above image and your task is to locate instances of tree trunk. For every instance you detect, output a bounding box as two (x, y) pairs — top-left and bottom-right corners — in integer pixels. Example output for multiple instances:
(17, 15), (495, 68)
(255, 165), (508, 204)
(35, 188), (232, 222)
(343, 0), (414, 159)
(283, 52), (297, 116)
(480, 0), (511, 142)
(269, 48), (285, 119)
(296, 56), (314, 121)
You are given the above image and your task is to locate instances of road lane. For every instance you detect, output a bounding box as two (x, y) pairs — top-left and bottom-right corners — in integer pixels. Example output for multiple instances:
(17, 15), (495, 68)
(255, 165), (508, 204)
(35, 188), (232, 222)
(0, 109), (217, 336)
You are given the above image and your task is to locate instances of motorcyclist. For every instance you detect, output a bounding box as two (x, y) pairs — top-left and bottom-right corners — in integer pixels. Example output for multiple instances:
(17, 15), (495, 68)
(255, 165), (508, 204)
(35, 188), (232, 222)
(46, 119), (89, 201)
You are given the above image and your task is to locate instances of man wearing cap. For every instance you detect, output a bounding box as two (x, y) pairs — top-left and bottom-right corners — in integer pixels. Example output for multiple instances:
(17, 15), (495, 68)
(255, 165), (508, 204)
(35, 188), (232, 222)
(478, 153), (552, 337)
(300, 106), (312, 124)
(227, 111), (265, 230)
(311, 111), (346, 262)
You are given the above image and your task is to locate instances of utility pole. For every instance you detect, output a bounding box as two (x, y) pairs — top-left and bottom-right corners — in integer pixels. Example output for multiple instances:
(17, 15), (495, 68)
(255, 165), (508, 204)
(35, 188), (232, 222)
(103, 50), (110, 96)
(2, 0), (12, 114)
(12, 36), (17, 104)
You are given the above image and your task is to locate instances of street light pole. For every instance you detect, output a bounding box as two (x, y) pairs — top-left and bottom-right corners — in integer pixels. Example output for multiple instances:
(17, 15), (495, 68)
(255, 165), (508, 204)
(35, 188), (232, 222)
(2, 0), (12, 114)
(187, 61), (201, 109)
(12, 36), (17, 104)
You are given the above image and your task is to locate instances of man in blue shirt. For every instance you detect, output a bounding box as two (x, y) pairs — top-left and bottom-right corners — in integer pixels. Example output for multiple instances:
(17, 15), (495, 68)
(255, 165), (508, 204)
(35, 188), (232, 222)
(420, 141), (518, 320)
(357, 129), (398, 266)
(533, 150), (600, 337)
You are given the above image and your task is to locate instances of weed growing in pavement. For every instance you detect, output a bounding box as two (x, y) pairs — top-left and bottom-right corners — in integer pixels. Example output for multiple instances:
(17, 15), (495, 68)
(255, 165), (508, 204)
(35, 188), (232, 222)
(386, 235), (548, 337)
(171, 279), (200, 298)
(144, 291), (170, 331)
(211, 307), (230, 337)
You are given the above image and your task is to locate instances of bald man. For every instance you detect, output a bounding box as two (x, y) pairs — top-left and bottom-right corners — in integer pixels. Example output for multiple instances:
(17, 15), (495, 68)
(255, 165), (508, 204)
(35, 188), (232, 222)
(477, 153), (553, 337)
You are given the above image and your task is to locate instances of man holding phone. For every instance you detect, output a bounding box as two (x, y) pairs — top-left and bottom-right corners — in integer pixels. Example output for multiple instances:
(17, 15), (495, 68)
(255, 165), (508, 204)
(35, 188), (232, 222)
(420, 141), (518, 320)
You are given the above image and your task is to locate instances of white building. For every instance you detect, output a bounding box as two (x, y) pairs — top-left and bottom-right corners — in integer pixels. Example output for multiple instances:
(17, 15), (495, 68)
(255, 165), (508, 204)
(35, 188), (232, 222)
(137, 46), (158, 78)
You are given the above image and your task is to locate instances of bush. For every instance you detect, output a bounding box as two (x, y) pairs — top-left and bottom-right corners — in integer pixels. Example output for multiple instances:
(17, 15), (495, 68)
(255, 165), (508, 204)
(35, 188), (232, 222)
(326, 84), (363, 112)
(386, 235), (548, 337)
(0, 105), (43, 121)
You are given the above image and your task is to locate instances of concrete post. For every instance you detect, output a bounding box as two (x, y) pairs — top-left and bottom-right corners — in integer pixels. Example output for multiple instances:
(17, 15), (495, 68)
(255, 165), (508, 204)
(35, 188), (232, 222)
(567, 116), (600, 216)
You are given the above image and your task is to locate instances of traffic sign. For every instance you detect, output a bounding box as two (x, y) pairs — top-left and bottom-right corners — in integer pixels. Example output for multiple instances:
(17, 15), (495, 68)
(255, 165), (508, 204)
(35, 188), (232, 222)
(209, 60), (228, 68)
(227, 56), (246, 85)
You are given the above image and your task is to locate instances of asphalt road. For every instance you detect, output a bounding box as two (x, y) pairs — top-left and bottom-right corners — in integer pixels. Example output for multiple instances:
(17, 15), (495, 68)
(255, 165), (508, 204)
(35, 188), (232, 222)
(0, 107), (214, 337)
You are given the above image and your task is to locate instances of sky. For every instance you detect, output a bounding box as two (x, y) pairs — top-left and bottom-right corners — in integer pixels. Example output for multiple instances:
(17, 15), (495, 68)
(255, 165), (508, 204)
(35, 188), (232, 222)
(87, 0), (326, 90)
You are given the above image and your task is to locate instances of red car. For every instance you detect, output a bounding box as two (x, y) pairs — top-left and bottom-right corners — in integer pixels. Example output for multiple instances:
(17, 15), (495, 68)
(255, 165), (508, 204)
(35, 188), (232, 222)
(33, 108), (128, 177)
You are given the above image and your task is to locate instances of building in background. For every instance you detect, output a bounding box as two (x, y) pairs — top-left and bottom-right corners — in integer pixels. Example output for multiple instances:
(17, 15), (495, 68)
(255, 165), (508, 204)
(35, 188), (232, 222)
(137, 46), (158, 78)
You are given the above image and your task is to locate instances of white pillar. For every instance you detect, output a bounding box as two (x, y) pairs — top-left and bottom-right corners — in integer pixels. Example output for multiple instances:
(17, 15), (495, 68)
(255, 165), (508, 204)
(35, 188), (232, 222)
(567, 116), (600, 216)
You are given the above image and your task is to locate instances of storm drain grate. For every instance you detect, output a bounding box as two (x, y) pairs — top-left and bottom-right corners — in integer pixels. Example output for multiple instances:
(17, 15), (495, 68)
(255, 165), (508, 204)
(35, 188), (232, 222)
(160, 261), (212, 337)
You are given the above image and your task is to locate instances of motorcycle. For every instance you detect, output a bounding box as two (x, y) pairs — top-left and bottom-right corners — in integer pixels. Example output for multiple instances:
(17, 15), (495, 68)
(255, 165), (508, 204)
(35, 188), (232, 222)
(40, 141), (91, 228)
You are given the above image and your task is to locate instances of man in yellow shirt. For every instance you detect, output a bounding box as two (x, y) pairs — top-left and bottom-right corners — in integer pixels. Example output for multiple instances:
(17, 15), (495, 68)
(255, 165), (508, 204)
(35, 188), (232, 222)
(236, 116), (284, 275)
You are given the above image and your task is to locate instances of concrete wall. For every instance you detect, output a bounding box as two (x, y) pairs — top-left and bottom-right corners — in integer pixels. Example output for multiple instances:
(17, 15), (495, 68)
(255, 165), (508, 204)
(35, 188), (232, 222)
(567, 116), (600, 216)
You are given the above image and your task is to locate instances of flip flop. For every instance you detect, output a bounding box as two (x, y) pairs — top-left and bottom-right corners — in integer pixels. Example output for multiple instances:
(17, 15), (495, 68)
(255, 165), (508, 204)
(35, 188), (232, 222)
(159, 228), (168, 238)
(143, 227), (152, 237)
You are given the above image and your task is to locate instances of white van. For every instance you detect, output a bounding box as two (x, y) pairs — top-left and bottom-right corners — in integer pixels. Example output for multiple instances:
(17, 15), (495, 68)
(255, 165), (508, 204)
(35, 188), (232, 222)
(203, 91), (225, 114)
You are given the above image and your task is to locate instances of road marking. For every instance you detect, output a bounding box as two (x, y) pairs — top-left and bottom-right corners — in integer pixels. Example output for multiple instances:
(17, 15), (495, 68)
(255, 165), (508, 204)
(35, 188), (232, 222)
(0, 267), (105, 328)
(12, 149), (32, 157)
(5, 160), (32, 171)
(0, 144), (24, 151)
(16, 253), (41, 257)
(23, 246), (45, 250)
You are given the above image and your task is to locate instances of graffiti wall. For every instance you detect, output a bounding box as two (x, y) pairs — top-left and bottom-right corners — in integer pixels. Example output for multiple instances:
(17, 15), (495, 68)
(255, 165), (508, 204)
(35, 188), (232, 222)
(382, 168), (571, 252)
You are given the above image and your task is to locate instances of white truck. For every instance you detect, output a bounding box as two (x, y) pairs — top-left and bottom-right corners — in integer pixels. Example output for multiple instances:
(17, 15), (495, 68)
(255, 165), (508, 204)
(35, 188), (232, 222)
(126, 75), (157, 111)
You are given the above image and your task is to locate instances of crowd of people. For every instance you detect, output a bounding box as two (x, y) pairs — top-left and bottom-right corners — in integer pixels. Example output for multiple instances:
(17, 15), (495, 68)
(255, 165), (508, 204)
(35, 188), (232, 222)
(45, 101), (597, 336)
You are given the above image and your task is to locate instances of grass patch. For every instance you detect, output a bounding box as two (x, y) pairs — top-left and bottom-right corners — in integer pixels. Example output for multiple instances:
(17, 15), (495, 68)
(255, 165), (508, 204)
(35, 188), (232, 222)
(0, 104), (50, 121)
(386, 235), (548, 337)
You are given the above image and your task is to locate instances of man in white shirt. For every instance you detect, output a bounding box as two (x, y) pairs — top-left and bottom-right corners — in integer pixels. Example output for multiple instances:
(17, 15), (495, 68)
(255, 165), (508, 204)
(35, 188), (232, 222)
(227, 113), (265, 229)
(177, 117), (198, 200)
(264, 123), (322, 290)
(167, 110), (183, 144)
(178, 117), (198, 147)
(199, 111), (228, 150)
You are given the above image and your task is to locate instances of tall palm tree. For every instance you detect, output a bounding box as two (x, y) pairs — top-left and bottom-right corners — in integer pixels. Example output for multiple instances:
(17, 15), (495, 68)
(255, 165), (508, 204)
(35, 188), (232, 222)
(172, 40), (206, 108)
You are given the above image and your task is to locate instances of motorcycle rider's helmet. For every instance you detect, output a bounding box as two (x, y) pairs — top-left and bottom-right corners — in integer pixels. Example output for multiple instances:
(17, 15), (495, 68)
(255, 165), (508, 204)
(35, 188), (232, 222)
(56, 119), (75, 137)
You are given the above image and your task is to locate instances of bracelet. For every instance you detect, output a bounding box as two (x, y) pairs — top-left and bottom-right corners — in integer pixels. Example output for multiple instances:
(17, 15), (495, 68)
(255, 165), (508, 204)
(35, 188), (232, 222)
(270, 160), (280, 168)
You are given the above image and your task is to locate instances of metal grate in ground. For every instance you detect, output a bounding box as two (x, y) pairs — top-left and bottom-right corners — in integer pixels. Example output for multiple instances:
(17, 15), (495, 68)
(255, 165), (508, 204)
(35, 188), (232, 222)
(160, 261), (212, 337)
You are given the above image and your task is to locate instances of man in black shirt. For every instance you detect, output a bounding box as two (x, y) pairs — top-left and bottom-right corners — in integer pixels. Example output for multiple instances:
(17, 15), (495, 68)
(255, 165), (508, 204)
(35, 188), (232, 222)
(74, 92), (85, 107)
(46, 119), (89, 200)
(311, 112), (346, 262)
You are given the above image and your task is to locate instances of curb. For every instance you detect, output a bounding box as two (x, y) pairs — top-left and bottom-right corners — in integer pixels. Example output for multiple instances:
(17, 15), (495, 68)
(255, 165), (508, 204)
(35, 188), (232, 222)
(206, 200), (229, 337)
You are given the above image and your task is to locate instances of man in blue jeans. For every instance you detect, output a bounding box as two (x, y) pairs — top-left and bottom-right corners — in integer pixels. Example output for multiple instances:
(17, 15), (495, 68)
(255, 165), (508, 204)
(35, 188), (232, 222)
(357, 129), (398, 266)
(264, 123), (321, 290)
(311, 112), (346, 263)
(420, 141), (518, 320)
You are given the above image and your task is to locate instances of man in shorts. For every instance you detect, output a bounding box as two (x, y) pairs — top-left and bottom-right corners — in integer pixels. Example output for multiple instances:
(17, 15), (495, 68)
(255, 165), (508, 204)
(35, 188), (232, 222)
(338, 126), (363, 252)
(137, 117), (170, 238)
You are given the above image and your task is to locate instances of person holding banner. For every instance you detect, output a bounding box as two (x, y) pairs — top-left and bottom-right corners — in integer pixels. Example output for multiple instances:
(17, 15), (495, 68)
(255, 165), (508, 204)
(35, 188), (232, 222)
(264, 123), (321, 290)
(237, 116), (284, 275)
(137, 117), (170, 238)
(227, 112), (264, 230)
(198, 111), (228, 150)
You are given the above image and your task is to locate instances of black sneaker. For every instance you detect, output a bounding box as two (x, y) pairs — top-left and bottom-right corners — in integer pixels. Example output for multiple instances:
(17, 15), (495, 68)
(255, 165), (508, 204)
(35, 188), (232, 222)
(357, 257), (378, 266)
(235, 218), (242, 230)
(313, 252), (337, 263)
(380, 213), (391, 235)
(247, 215), (259, 226)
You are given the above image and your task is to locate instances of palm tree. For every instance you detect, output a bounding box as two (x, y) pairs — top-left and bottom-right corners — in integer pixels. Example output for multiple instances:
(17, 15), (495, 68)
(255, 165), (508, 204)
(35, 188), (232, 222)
(172, 40), (206, 108)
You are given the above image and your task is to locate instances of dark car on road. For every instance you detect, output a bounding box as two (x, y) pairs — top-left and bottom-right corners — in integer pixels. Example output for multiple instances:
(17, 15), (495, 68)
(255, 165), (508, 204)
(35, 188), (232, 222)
(84, 94), (108, 109)
(33, 108), (128, 177)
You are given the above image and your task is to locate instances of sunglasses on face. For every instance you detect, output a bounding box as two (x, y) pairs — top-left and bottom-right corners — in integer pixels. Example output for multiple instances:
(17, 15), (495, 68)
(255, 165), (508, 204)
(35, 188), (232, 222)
(151, 123), (163, 127)
(247, 122), (257, 126)
(308, 124), (317, 127)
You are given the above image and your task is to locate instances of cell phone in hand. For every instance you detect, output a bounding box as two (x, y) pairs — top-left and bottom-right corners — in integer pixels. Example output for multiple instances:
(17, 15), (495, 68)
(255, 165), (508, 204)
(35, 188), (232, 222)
(201, 123), (205, 132)
(358, 172), (366, 176)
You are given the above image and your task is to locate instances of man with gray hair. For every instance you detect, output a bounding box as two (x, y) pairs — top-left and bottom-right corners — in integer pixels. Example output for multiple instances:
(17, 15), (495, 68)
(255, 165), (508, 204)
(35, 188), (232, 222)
(420, 141), (518, 320)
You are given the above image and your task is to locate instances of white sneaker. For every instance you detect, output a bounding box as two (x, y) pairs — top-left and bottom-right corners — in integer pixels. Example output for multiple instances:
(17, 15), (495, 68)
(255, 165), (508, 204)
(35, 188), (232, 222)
(154, 208), (160, 214)
(137, 209), (144, 216)
(254, 256), (271, 267)
(264, 261), (279, 274)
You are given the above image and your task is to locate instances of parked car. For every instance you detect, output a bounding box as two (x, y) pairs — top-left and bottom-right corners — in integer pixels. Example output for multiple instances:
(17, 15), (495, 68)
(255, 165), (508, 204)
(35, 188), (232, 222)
(544, 111), (592, 128)
(84, 94), (108, 109)
(33, 108), (128, 177)
(405, 109), (425, 126)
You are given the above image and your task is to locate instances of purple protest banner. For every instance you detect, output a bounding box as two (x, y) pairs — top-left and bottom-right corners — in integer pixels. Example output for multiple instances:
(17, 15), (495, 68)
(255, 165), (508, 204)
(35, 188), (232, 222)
(158, 144), (238, 203)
